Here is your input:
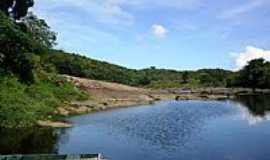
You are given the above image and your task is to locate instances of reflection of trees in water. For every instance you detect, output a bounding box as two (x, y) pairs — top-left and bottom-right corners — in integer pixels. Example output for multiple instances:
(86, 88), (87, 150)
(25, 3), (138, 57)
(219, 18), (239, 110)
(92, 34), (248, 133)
(0, 128), (60, 154)
(235, 95), (270, 117)
(55, 128), (71, 147)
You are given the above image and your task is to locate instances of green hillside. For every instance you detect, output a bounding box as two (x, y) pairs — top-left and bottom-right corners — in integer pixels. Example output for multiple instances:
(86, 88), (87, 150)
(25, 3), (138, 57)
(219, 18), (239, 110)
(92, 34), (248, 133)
(41, 50), (233, 89)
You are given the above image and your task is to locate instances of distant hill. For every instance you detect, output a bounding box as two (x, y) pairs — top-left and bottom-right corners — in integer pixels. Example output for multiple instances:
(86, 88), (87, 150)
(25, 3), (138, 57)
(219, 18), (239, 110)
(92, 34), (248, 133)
(41, 50), (233, 89)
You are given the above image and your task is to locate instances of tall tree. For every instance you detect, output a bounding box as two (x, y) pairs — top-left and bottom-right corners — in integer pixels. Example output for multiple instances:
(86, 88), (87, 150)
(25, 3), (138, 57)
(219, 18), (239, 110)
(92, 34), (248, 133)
(238, 58), (267, 91)
(0, 12), (37, 82)
(22, 12), (57, 49)
(0, 0), (34, 19)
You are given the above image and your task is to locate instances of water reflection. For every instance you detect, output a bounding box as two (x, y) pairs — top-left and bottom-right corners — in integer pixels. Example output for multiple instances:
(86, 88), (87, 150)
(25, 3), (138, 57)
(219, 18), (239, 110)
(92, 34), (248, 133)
(0, 128), (59, 154)
(235, 95), (270, 116)
(231, 95), (270, 125)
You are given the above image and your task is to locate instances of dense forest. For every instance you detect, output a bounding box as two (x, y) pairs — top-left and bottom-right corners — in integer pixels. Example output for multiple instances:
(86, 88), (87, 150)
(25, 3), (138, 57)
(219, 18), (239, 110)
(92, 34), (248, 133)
(0, 0), (270, 127)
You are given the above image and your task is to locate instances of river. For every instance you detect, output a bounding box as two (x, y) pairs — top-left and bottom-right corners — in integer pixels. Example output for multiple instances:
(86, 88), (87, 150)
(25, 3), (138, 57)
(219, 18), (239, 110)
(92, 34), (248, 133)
(1, 95), (270, 160)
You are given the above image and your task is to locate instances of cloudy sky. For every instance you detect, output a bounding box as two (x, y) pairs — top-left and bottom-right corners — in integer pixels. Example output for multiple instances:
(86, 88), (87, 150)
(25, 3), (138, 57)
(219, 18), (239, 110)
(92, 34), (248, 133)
(33, 0), (270, 70)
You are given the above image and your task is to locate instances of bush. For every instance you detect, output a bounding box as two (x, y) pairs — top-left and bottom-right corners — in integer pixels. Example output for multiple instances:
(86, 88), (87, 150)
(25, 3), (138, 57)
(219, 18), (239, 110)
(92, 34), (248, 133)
(0, 74), (88, 127)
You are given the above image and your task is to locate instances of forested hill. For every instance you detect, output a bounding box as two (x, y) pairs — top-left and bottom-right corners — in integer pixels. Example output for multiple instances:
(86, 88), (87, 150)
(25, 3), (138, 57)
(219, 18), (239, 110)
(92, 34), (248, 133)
(41, 49), (270, 89)
(41, 50), (233, 88)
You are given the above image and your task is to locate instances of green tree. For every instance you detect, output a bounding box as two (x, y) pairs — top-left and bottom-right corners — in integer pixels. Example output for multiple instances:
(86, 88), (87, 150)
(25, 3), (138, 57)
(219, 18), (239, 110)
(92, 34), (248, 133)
(238, 58), (267, 91)
(0, 0), (34, 19)
(0, 12), (36, 82)
(137, 74), (151, 86)
(199, 73), (212, 86)
(260, 62), (270, 88)
(15, 53), (40, 83)
(182, 71), (189, 84)
(21, 12), (57, 49)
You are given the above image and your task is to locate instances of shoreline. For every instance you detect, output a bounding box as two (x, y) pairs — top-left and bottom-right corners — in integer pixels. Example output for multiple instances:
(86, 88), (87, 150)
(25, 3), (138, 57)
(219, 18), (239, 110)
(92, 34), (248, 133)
(37, 91), (268, 128)
(37, 100), (155, 128)
(37, 76), (270, 128)
(36, 92), (238, 128)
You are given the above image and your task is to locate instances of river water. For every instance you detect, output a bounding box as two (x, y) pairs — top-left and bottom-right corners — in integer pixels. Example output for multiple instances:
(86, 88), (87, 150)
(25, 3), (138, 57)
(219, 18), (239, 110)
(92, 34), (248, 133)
(1, 95), (270, 160)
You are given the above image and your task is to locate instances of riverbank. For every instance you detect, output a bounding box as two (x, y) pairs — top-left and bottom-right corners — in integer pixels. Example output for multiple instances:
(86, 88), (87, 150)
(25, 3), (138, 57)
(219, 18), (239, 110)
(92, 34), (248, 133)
(38, 76), (270, 128)
(38, 76), (175, 128)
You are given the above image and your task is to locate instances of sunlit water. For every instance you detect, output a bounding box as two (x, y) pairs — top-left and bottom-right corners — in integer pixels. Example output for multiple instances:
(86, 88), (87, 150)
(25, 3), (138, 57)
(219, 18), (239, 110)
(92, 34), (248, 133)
(1, 96), (270, 160)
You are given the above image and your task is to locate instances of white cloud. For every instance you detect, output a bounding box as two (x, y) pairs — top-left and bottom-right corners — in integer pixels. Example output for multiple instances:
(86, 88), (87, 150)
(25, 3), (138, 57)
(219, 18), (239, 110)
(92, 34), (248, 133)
(232, 46), (270, 70)
(151, 24), (168, 38)
(219, 0), (266, 19)
(235, 102), (270, 125)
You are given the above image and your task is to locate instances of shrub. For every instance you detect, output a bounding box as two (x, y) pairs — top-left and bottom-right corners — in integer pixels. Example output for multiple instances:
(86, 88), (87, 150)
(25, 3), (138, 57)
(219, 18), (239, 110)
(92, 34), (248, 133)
(0, 75), (88, 127)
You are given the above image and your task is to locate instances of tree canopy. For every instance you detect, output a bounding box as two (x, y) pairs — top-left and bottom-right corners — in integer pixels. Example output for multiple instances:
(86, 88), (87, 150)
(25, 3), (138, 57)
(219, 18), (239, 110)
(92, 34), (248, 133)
(235, 58), (270, 90)
(0, 9), (55, 83)
(0, 0), (34, 19)
(22, 12), (57, 49)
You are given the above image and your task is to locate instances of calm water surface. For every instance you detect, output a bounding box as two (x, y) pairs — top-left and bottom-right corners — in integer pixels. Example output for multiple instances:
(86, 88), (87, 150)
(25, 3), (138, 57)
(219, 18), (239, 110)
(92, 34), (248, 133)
(1, 96), (270, 160)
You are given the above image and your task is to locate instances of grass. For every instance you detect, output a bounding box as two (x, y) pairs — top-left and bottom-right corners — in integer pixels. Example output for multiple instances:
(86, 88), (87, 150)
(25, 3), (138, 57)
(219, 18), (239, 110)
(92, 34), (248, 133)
(146, 79), (201, 89)
(0, 73), (88, 128)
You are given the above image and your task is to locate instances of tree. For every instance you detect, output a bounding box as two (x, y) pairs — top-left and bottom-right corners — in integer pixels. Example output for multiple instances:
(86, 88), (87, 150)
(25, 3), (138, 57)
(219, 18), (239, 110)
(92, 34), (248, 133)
(238, 58), (267, 91)
(0, 12), (37, 82)
(0, 0), (34, 19)
(182, 71), (189, 84)
(17, 53), (40, 83)
(21, 12), (57, 49)
(137, 74), (151, 86)
(261, 62), (270, 88)
(199, 73), (212, 86)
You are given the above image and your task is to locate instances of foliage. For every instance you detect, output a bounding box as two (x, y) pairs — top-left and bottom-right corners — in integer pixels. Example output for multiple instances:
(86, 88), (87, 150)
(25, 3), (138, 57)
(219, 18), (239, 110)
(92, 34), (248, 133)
(229, 58), (270, 89)
(0, 127), (57, 154)
(41, 50), (233, 88)
(0, 74), (88, 127)
(196, 69), (230, 87)
(147, 80), (183, 89)
(41, 50), (139, 85)
(0, 11), (37, 82)
(21, 12), (57, 49)
(0, 0), (34, 19)
(0, 11), (55, 82)
(0, 10), (88, 127)
(182, 71), (189, 84)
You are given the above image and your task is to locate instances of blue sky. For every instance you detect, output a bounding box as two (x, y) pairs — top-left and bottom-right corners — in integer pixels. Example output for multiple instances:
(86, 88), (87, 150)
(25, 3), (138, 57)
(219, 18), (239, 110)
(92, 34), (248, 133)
(33, 0), (270, 70)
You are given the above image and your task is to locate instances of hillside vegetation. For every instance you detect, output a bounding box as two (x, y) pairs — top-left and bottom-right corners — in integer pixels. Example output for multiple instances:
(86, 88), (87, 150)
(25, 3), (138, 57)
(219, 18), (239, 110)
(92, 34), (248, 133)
(41, 50), (233, 89)
(0, 8), (87, 127)
(41, 47), (270, 91)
